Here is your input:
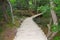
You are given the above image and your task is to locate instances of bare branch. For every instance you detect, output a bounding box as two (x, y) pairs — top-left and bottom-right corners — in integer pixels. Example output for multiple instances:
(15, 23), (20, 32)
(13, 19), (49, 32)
(47, 24), (52, 38)
(48, 32), (58, 40)
(47, 18), (52, 37)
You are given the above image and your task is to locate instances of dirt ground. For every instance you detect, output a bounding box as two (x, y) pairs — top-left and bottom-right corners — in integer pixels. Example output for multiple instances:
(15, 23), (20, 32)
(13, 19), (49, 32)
(0, 27), (17, 40)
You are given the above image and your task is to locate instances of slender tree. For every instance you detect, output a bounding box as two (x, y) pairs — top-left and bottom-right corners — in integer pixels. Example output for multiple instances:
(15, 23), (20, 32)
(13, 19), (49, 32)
(48, 0), (58, 40)
(7, 0), (15, 24)
(1, 0), (8, 22)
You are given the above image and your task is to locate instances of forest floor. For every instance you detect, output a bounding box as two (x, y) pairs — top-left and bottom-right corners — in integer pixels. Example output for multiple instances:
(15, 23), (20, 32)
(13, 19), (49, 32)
(0, 27), (17, 40)
(0, 17), (20, 40)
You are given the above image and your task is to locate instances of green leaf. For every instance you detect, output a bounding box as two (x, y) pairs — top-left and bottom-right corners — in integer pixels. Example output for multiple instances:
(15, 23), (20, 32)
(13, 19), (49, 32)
(53, 0), (60, 4)
(29, 0), (36, 10)
(29, 1), (32, 5)
(10, 0), (16, 4)
(37, 5), (50, 13)
(54, 5), (60, 11)
(58, 25), (60, 31)
(51, 24), (58, 32)
(53, 36), (60, 40)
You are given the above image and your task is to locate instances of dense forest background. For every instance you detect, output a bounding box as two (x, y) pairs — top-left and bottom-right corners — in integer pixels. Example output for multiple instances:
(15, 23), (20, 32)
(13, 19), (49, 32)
(0, 0), (60, 40)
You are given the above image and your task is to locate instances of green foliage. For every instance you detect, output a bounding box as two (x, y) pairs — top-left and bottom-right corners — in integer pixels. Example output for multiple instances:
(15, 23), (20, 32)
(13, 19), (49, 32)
(53, 0), (60, 4)
(53, 0), (60, 18)
(16, 0), (29, 9)
(37, 5), (50, 13)
(58, 25), (60, 31)
(29, 0), (32, 5)
(10, 0), (17, 9)
(51, 24), (58, 32)
(29, 0), (36, 10)
(10, 0), (16, 4)
(0, 27), (3, 33)
(53, 36), (60, 40)
(54, 5), (60, 11)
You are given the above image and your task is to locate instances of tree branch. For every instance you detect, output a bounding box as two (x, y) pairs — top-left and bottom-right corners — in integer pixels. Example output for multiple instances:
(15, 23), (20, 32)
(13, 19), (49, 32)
(47, 18), (52, 38)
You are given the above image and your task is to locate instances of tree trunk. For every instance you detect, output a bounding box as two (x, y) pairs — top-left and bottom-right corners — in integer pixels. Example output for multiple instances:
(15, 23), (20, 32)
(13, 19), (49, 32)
(7, 0), (15, 24)
(1, 0), (8, 22)
(50, 0), (58, 25)
(48, 0), (58, 40)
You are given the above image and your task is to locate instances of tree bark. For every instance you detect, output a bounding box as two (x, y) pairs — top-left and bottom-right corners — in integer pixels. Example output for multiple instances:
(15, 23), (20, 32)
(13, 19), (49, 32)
(7, 0), (15, 24)
(48, 0), (58, 40)
(2, 0), (8, 22)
